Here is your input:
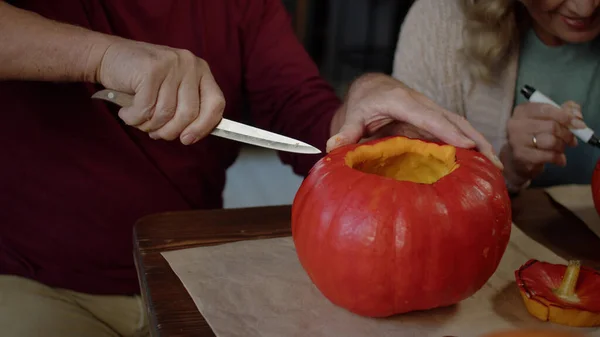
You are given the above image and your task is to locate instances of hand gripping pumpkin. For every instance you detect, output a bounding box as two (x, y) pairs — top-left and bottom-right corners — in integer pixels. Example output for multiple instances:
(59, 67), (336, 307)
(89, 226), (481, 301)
(291, 136), (512, 317)
(516, 259), (600, 327)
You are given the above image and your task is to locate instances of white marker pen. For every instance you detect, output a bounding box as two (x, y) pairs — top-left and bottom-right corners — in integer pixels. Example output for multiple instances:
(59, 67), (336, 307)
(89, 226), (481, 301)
(520, 84), (600, 148)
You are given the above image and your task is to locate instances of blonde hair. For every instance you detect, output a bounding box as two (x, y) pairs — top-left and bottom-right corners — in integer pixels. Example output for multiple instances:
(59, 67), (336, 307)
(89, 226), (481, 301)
(460, 0), (524, 83)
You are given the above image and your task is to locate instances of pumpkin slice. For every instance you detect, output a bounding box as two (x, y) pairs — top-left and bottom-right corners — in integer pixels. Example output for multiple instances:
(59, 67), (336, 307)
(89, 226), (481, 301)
(515, 259), (600, 327)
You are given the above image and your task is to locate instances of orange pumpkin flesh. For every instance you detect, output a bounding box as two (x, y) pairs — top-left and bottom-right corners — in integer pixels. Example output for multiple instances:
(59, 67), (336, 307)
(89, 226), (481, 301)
(347, 136), (459, 184)
(515, 259), (600, 327)
(292, 136), (512, 317)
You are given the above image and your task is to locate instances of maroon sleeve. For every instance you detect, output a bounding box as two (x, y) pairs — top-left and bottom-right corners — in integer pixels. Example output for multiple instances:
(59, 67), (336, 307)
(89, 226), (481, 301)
(237, 0), (342, 177)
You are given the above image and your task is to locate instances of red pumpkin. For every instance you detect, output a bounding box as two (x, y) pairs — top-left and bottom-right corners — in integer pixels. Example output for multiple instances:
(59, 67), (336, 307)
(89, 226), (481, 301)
(592, 158), (600, 217)
(291, 136), (512, 317)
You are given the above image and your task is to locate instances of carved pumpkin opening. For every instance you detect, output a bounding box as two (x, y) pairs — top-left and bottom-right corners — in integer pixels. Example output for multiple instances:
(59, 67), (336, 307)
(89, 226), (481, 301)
(344, 137), (459, 184)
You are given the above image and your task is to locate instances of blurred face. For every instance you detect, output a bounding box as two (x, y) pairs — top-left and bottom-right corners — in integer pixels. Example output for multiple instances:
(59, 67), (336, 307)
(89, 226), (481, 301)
(520, 0), (600, 45)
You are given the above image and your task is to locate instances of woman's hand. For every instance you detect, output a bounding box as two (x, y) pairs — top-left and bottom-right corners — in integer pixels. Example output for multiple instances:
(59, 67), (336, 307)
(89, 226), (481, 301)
(326, 73), (503, 169)
(96, 40), (225, 145)
(502, 100), (584, 182)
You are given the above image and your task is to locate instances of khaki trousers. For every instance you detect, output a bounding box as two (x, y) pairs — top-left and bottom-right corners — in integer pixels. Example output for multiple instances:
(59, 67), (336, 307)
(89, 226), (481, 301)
(0, 275), (149, 337)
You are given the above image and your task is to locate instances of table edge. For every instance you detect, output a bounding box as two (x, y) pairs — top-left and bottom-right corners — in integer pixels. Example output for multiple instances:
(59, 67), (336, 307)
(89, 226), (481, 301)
(133, 204), (294, 337)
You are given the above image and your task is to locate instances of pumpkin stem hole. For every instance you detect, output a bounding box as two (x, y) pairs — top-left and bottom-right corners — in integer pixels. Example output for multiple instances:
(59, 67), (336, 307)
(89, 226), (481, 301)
(344, 137), (458, 184)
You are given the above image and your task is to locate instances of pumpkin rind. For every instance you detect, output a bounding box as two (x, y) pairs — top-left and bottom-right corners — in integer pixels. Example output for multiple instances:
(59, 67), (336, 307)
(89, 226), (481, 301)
(515, 259), (600, 327)
(291, 136), (512, 317)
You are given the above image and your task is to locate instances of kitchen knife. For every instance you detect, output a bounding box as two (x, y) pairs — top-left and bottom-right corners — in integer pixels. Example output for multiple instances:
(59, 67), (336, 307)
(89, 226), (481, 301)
(91, 89), (322, 154)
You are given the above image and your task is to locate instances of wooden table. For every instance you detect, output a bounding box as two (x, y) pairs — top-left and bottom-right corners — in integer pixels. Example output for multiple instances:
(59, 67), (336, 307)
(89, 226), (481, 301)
(133, 188), (600, 337)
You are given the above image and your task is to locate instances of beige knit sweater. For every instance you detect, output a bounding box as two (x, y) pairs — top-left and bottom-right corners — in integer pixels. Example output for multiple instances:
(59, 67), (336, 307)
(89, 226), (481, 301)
(392, 0), (520, 154)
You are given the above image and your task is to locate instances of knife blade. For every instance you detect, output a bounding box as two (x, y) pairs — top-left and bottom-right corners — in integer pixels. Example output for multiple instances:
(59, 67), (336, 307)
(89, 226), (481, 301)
(91, 89), (322, 154)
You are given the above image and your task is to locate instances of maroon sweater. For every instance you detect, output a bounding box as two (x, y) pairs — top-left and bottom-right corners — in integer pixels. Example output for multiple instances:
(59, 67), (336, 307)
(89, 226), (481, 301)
(0, 0), (341, 295)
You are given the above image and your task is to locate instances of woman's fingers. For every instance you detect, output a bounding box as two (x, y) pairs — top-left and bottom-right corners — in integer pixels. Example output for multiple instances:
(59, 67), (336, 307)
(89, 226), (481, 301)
(507, 101), (582, 172)
(511, 142), (566, 167)
(514, 102), (572, 124)
(562, 100), (583, 119)
(511, 119), (576, 151)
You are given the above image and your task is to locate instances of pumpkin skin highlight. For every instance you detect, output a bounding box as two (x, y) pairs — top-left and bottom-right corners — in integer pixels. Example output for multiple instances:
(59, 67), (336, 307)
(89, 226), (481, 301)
(291, 136), (512, 317)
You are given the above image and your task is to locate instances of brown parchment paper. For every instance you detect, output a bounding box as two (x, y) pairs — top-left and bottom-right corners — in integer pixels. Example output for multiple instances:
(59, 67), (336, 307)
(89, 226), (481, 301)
(162, 224), (600, 337)
(545, 184), (600, 238)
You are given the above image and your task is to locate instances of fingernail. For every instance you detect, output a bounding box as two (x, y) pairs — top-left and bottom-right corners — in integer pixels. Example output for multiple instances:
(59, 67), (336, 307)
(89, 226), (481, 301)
(181, 134), (198, 145)
(149, 132), (159, 140)
(570, 118), (587, 129)
(571, 108), (583, 119)
(331, 134), (345, 145)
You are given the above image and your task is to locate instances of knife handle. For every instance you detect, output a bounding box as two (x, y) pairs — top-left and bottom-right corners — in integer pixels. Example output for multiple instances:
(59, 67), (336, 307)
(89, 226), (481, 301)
(92, 89), (134, 108)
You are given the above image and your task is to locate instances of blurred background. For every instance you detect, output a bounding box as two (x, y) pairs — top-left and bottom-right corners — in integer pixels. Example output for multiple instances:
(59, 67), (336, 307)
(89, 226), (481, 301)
(223, 0), (416, 208)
